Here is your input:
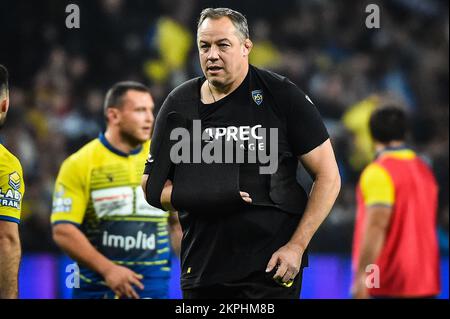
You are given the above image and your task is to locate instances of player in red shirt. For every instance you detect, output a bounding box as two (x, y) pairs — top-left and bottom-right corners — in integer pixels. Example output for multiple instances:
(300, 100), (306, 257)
(352, 106), (440, 298)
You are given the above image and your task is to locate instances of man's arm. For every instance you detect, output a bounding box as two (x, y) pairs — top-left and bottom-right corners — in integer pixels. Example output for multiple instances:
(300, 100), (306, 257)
(52, 223), (144, 298)
(168, 211), (182, 257)
(142, 175), (175, 211)
(0, 221), (21, 299)
(142, 176), (182, 256)
(351, 205), (391, 299)
(266, 139), (341, 283)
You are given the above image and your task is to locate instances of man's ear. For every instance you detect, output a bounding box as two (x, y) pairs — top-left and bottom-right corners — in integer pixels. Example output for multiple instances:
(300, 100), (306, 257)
(106, 107), (120, 124)
(0, 97), (9, 113)
(242, 39), (253, 57)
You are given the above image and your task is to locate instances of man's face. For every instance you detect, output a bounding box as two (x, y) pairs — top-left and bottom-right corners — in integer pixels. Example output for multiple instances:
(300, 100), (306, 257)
(115, 90), (154, 145)
(197, 17), (251, 88)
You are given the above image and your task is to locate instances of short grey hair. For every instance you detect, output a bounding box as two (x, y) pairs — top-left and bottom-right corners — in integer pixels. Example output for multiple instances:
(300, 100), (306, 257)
(197, 8), (250, 41)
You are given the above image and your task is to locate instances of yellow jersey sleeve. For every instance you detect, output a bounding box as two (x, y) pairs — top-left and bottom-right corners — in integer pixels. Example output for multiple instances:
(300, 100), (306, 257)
(0, 155), (25, 224)
(360, 163), (395, 207)
(51, 156), (88, 225)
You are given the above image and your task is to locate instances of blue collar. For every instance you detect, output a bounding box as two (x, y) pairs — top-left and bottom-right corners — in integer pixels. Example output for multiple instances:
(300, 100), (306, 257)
(98, 133), (142, 157)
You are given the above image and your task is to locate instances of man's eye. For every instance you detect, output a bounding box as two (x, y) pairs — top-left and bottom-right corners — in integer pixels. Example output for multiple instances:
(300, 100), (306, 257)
(219, 44), (229, 47)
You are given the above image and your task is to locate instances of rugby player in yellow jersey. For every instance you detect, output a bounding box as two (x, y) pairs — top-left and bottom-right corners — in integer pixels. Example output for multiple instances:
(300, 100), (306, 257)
(0, 65), (24, 299)
(51, 81), (181, 299)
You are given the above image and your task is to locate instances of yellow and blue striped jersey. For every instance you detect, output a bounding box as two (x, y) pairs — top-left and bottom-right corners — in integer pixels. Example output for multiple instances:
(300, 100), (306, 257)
(0, 143), (25, 224)
(51, 134), (171, 286)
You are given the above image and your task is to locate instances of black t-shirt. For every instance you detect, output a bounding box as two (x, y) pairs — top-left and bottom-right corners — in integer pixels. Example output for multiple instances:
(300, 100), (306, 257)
(171, 68), (329, 289)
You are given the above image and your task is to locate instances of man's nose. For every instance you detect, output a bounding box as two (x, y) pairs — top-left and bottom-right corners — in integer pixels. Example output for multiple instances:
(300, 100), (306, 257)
(207, 45), (219, 61)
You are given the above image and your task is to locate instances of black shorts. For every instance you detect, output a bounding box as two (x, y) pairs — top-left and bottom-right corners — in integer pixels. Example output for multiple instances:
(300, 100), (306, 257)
(183, 268), (304, 299)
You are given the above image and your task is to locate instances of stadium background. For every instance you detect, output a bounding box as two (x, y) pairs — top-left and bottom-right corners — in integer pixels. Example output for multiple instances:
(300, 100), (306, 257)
(0, 0), (448, 298)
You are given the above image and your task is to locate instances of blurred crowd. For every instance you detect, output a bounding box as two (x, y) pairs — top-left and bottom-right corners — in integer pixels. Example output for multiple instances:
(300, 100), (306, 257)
(0, 0), (448, 253)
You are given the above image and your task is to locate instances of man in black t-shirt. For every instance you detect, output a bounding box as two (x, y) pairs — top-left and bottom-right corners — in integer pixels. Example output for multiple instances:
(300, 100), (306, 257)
(142, 8), (341, 299)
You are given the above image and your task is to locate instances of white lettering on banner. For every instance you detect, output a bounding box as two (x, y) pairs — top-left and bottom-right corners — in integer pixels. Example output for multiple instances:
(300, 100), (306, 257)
(102, 231), (156, 251)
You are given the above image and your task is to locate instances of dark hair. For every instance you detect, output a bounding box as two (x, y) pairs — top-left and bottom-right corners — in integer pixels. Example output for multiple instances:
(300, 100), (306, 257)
(104, 81), (151, 115)
(0, 64), (8, 97)
(369, 105), (408, 143)
(197, 8), (249, 41)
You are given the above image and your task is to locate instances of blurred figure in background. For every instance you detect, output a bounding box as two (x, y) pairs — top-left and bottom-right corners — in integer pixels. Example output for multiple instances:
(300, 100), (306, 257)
(352, 106), (440, 298)
(0, 65), (25, 298)
(51, 82), (181, 299)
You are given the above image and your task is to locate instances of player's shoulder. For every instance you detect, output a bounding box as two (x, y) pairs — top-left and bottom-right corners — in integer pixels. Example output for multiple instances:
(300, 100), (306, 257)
(167, 77), (201, 102)
(60, 138), (101, 170)
(252, 65), (298, 92)
(360, 162), (392, 184)
(0, 144), (23, 174)
(252, 65), (315, 107)
(253, 65), (288, 85)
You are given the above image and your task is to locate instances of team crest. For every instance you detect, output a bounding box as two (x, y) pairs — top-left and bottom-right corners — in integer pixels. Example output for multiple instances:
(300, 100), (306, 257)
(251, 90), (263, 106)
(9, 172), (21, 191)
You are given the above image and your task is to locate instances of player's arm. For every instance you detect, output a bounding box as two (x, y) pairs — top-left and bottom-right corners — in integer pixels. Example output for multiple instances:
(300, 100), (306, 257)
(52, 159), (143, 298)
(351, 164), (394, 299)
(142, 177), (181, 256)
(351, 205), (391, 299)
(0, 161), (24, 299)
(266, 83), (340, 283)
(141, 176), (175, 212)
(266, 139), (341, 283)
(52, 223), (144, 298)
(0, 220), (21, 299)
(168, 211), (182, 257)
(141, 93), (179, 211)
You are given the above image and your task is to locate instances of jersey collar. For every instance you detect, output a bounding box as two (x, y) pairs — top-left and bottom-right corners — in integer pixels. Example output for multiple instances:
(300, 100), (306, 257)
(98, 133), (142, 157)
(375, 145), (413, 159)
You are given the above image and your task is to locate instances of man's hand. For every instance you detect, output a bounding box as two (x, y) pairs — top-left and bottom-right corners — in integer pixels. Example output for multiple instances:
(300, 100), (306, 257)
(102, 264), (144, 299)
(160, 180), (175, 211)
(240, 191), (252, 204)
(265, 242), (304, 284)
(351, 273), (370, 299)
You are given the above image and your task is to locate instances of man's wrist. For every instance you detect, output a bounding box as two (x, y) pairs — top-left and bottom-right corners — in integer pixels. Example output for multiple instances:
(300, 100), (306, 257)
(355, 269), (368, 281)
(97, 259), (116, 277)
(286, 240), (307, 253)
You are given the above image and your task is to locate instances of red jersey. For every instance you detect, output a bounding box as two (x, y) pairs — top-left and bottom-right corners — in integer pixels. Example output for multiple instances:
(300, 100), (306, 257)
(352, 148), (440, 297)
